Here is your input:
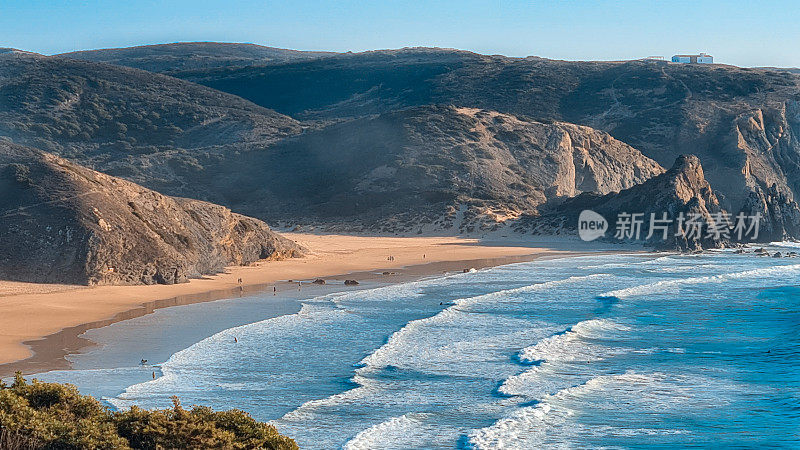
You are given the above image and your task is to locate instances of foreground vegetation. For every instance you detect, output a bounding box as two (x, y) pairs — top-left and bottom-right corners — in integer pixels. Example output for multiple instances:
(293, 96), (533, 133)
(0, 373), (297, 449)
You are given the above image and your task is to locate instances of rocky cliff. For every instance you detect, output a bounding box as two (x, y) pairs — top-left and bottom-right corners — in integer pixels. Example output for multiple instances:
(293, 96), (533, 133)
(533, 155), (799, 248)
(205, 105), (663, 232)
(0, 142), (303, 285)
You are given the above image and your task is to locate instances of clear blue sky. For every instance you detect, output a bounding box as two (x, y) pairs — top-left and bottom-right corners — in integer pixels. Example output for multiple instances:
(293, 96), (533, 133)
(2, 0), (799, 67)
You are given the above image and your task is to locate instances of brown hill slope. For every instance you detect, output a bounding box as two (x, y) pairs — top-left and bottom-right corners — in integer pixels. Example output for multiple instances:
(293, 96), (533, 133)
(173, 48), (800, 218)
(0, 142), (303, 285)
(57, 42), (336, 73)
(204, 105), (663, 231)
(0, 50), (303, 198)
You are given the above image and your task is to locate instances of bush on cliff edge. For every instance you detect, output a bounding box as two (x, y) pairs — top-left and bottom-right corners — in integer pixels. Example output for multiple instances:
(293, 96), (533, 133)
(0, 373), (298, 449)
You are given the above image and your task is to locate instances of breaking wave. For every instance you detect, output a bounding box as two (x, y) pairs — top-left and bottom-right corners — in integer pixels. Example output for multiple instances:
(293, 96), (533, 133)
(601, 264), (800, 299)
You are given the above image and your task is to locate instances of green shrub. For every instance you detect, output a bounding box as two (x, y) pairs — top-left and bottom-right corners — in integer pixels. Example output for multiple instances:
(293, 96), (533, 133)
(0, 374), (298, 450)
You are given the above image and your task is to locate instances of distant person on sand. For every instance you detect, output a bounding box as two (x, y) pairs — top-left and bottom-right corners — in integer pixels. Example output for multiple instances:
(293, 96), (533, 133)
(273, 286), (277, 295)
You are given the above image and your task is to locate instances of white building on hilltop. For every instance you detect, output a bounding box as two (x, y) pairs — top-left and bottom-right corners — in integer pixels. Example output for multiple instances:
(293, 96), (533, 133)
(671, 53), (713, 64)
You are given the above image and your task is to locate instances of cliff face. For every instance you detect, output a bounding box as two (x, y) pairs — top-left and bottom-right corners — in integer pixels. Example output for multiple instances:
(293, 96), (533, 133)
(0, 142), (303, 285)
(536, 156), (723, 249)
(537, 155), (800, 248)
(206, 105), (663, 231)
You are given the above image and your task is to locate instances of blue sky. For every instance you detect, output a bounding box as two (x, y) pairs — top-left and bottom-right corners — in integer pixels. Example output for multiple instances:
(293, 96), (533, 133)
(2, 0), (799, 67)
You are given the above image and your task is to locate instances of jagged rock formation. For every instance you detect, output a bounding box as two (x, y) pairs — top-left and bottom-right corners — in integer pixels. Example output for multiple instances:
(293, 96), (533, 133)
(739, 184), (800, 242)
(205, 105), (663, 231)
(58, 42), (336, 73)
(0, 142), (303, 285)
(531, 155), (799, 248)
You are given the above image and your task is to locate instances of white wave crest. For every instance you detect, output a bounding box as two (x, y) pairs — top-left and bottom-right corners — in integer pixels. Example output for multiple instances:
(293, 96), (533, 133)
(519, 318), (629, 363)
(499, 319), (630, 398)
(343, 413), (431, 450)
(601, 264), (800, 299)
(360, 274), (611, 371)
(471, 372), (693, 449)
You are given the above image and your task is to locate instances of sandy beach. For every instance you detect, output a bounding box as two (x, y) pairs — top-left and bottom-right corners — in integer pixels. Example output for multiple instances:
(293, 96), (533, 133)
(0, 233), (575, 375)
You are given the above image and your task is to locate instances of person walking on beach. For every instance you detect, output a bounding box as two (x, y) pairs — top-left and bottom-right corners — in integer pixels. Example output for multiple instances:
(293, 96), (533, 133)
(273, 286), (277, 295)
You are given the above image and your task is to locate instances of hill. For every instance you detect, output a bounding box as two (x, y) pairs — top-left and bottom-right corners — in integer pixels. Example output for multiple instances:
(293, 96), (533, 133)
(173, 48), (800, 219)
(201, 105), (664, 232)
(4, 45), (800, 242)
(57, 42), (336, 73)
(0, 50), (302, 198)
(0, 141), (303, 285)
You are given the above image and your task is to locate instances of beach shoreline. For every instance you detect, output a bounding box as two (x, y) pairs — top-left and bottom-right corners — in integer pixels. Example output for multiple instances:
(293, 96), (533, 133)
(0, 233), (610, 377)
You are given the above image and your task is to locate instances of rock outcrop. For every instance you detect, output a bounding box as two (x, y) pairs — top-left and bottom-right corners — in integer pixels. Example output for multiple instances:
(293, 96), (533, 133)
(0, 142), (303, 285)
(739, 184), (800, 242)
(534, 155), (727, 249)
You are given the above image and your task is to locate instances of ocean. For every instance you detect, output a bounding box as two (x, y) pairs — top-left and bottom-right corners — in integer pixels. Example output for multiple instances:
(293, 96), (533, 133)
(33, 247), (800, 448)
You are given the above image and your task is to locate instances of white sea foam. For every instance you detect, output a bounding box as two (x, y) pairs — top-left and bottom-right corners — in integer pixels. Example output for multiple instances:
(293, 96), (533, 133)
(107, 303), (348, 410)
(499, 319), (630, 398)
(519, 318), (629, 363)
(577, 255), (674, 270)
(360, 274), (611, 373)
(343, 413), (432, 450)
(471, 372), (703, 449)
(279, 274), (612, 427)
(601, 264), (800, 299)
